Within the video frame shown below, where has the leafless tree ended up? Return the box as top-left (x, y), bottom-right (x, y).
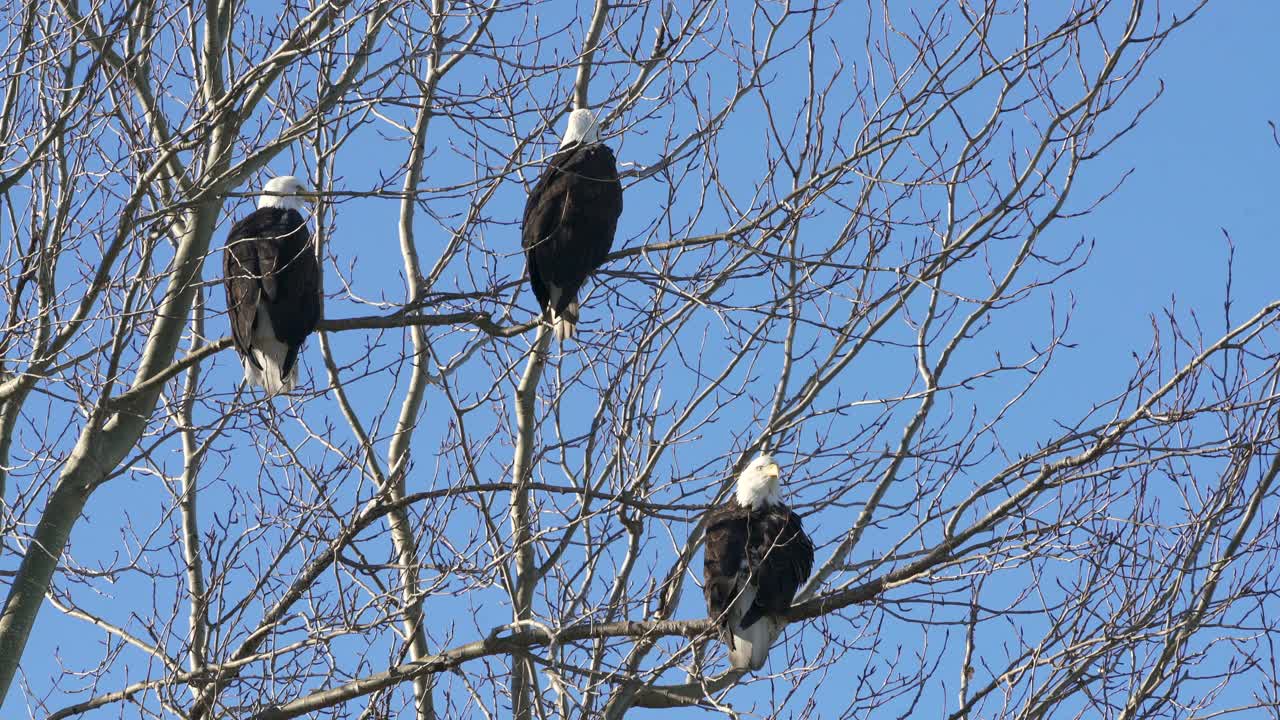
top-left (6, 1), bottom-right (1276, 719)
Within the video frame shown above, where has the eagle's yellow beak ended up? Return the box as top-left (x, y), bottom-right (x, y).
top-left (302, 189), bottom-right (320, 206)
top-left (763, 462), bottom-right (780, 479)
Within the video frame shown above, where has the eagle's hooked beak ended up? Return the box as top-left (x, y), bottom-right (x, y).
top-left (301, 189), bottom-right (320, 206)
top-left (763, 462), bottom-right (781, 479)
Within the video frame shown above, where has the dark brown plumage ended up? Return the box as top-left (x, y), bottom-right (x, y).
top-left (521, 140), bottom-right (622, 339)
top-left (223, 205), bottom-right (321, 392)
top-left (704, 496), bottom-right (814, 669)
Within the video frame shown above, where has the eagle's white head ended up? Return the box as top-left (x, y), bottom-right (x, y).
top-left (258, 175), bottom-right (315, 211)
top-left (736, 453), bottom-right (783, 509)
top-left (559, 108), bottom-right (601, 149)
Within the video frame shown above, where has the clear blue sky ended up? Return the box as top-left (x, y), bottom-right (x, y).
top-left (6, 1), bottom-right (1280, 717)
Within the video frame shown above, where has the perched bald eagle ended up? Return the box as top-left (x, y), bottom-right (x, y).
top-left (703, 454), bottom-right (815, 670)
top-left (522, 108), bottom-right (623, 340)
top-left (222, 175), bottom-right (322, 394)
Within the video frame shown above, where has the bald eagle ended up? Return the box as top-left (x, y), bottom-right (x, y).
top-left (703, 454), bottom-right (815, 670)
top-left (223, 175), bottom-right (322, 394)
top-left (522, 108), bottom-right (623, 340)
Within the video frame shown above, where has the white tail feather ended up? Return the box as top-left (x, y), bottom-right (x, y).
top-left (244, 302), bottom-right (297, 395)
top-left (550, 301), bottom-right (580, 341)
top-left (727, 585), bottom-right (781, 671)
